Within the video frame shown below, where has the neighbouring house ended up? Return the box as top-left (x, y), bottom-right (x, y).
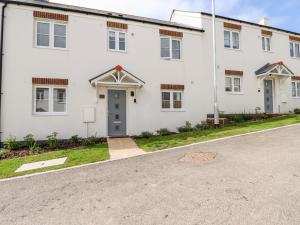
top-left (0, 0), bottom-right (300, 141)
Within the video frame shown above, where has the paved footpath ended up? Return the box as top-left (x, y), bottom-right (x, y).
top-left (1, 125), bottom-right (300, 225)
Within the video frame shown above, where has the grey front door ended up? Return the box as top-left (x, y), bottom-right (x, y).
top-left (108, 90), bottom-right (126, 136)
top-left (264, 80), bottom-right (273, 113)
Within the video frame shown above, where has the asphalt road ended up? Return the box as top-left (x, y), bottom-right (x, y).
top-left (1, 125), bottom-right (300, 225)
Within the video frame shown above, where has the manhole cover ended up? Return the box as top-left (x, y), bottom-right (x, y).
top-left (179, 152), bottom-right (217, 163)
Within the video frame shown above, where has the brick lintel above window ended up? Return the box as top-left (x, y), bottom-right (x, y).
top-left (33, 11), bottom-right (68, 21)
top-left (289, 35), bottom-right (300, 42)
top-left (161, 84), bottom-right (184, 90)
top-left (107, 21), bottom-right (128, 30)
top-left (261, 30), bottom-right (272, 36)
top-left (292, 76), bottom-right (300, 81)
top-left (32, 77), bottom-right (68, 85)
top-left (225, 70), bottom-right (243, 76)
top-left (223, 22), bottom-right (242, 31)
top-left (159, 29), bottom-right (183, 38)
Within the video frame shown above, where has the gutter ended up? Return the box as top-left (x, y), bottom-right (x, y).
top-left (0, 0), bottom-right (7, 143)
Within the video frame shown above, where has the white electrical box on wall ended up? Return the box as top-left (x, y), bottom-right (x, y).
top-left (83, 106), bottom-right (95, 123)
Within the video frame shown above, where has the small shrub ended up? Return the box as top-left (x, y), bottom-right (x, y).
top-left (140, 131), bottom-right (154, 138)
top-left (294, 108), bottom-right (300, 114)
top-left (81, 135), bottom-right (98, 146)
top-left (195, 121), bottom-right (210, 130)
top-left (46, 132), bottom-right (59, 149)
top-left (0, 149), bottom-right (10, 160)
top-left (30, 144), bottom-right (43, 154)
top-left (4, 135), bottom-right (19, 150)
top-left (177, 121), bottom-right (194, 133)
top-left (23, 134), bottom-right (36, 149)
top-left (156, 128), bottom-right (171, 136)
top-left (69, 135), bottom-right (81, 145)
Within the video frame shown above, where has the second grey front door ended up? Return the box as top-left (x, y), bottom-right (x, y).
top-left (108, 90), bottom-right (126, 136)
top-left (264, 80), bottom-right (273, 113)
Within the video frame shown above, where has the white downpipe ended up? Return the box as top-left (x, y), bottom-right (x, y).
top-left (212, 0), bottom-right (219, 125)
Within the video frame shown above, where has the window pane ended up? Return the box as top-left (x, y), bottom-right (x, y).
top-left (172, 39), bottom-right (181, 59)
top-left (224, 30), bottom-right (230, 48)
top-left (266, 38), bottom-right (271, 51)
top-left (161, 37), bottom-right (170, 58)
top-left (295, 44), bottom-right (300, 58)
top-left (232, 32), bottom-right (239, 49)
top-left (292, 82), bottom-right (296, 97)
top-left (225, 77), bottom-right (232, 92)
top-left (297, 82), bottom-right (300, 97)
top-left (262, 37), bottom-right (265, 50)
top-left (234, 78), bottom-right (241, 92)
top-left (54, 36), bottom-right (66, 48)
top-left (109, 31), bottom-right (116, 50)
top-left (37, 22), bottom-right (50, 47)
top-left (36, 88), bottom-right (49, 112)
top-left (162, 92), bottom-right (170, 108)
top-left (173, 92), bottom-right (182, 109)
top-left (53, 88), bottom-right (66, 112)
top-left (119, 32), bottom-right (126, 51)
top-left (290, 42), bottom-right (295, 57)
top-left (54, 24), bottom-right (66, 36)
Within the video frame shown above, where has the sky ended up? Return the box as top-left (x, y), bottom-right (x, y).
top-left (52, 0), bottom-right (300, 33)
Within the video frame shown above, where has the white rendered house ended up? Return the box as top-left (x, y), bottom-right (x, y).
top-left (0, 0), bottom-right (300, 141)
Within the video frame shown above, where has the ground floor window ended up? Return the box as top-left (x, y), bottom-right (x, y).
top-left (161, 91), bottom-right (183, 110)
top-left (34, 86), bottom-right (67, 114)
top-left (292, 81), bottom-right (300, 97)
top-left (225, 76), bottom-right (242, 93)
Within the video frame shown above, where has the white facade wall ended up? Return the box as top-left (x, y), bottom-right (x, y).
top-left (1, 5), bottom-right (213, 140)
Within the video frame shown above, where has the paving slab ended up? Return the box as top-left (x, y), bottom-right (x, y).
top-left (108, 137), bottom-right (145, 160)
top-left (15, 157), bottom-right (68, 173)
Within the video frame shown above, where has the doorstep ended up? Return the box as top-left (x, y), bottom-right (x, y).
top-left (107, 137), bottom-right (145, 160)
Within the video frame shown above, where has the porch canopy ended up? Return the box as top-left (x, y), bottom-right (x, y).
top-left (255, 61), bottom-right (294, 78)
top-left (89, 65), bottom-right (145, 88)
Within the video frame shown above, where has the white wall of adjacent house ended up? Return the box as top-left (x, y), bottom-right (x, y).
top-left (172, 10), bottom-right (300, 114)
top-left (1, 4), bottom-right (213, 141)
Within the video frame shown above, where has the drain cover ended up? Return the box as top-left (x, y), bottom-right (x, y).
top-left (179, 152), bottom-right (217, 163)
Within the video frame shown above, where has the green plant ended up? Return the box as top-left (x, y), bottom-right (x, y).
top-left (294, 108), bottom-right (300, 114)
top-left (0, 149), bottom-right (10, 160)
top-left (46, 132), bottom-right (59, 149)
top-left (156, 128), bottom-right (171, 136)
top-left (30, 144), bottom-right (43, 154)
top-left (195, 121), bottom-right (210, 130)
top-left (23, 134), bottom-right (36, 149)
top-left (177, 121), bottom-right (194, 133)
top-left (69, 135), bottom-right (81, 145)
top-left (140, 131), bottom-right (154, 138)
top-left (81, 135), bottom-right (98, 146)
top-left (4, 135), bottom-right (19, 150)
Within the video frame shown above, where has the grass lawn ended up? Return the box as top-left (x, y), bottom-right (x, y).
top-left (0, 144), bottom-right (109, 179)
top-left (136, 115), bottom-right (300, 151)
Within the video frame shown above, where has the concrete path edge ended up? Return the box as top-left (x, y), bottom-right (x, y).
top-left (1, 123), bottom-right (300, 182)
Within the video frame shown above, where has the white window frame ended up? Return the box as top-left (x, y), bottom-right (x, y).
top-left (292, 81), bottom-right (300, 98)
top-left (224, 29), bottom-right (240, 50)
top-left (161, 90), bottom-right (184, 111)
top-left (290, 41), bottom-right (300, 58)
top-left (225, 76), bottom-right (242, 94)
top-left (160, 36), bottom-right (182, 60)
top-left (33, 85), bottom-right (68, 115)
top-left (35, 20), bottom-right (67, 49)
top-left (262, 36), bottom-right (271, 52)
top-left (107, 29), bottom-right (127, 52)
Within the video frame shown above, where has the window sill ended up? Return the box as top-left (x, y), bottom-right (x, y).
top-left (224, 47), bottom-right (241, 52)
top-left (291, 97), bottom-right (300, 99)
top-left (34, 46), bottom-right (68, 51)
top-left (33, 113), bottom-right (68, 117)
top-left (262, 50), bottom-right (273, 53)
top-left (290, 56), bottom-right (300, 60)
top-left (225, 92), bottom-right (244, 95)
top-left (161, 58), bottom-right (184, 62)
top-left (108, 49), bottom-right (127, 53)
top-left (161, 109), bottom-right (185, 112)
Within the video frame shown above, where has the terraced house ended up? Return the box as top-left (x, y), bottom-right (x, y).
top-left (0, 0), bottom-right (300, 141)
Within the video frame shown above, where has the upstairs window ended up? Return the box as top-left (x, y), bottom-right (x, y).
top-left (160, 37), bottom-right (182, 60)
top-left (224, 30), bottom-right (240, 49)
top-left (108, 30), bottom-right (126, 52)
top-left (262, 36), bottom-right (271, 51)
top-left (225, 76), bottom-right (242, 93)
top-left (290, 42), bottom-right (300, 58)
top-left (36, 21), bottom-right (67, 49)
top-left (292, 81), bottom-right (300, 97)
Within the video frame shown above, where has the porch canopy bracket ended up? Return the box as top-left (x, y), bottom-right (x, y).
top-left (89, 65), bottom-right (145, 88)
top-left (255, 61), bottom-right (294, 79)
